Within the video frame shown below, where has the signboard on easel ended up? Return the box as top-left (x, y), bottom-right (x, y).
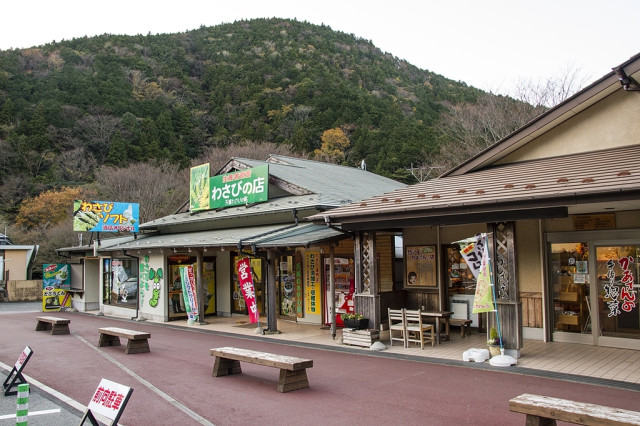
top-left (80, 378), bottom-right (133, 426)
top-left (3, 346), bottom-right (33, 396)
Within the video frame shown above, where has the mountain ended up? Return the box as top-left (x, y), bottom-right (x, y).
top-left (0, 17), bottom-right (489, 216)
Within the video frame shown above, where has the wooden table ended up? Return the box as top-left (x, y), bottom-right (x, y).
top-left (421, 311), bottom-right (452, 344)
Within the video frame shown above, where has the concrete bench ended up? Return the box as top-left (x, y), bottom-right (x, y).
top-left (509, 393), bottom-right (640, 425)
top-left (448, 318), bottom-right (472, 337)
top-left (35, 316), bottom-right (70, 335)
top-left (98, 327), bottom-right (150, 354)
top-left (210, 347), bottom-right (313, 393)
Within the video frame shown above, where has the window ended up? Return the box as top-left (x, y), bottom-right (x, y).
top-left (103, 258), bottom-right (138, 307)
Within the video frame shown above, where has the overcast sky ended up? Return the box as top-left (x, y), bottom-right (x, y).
top-left (2, 0), bottom-right (638, 95)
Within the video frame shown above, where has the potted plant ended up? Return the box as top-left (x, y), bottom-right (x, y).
top-left (341, 313), bottom-right (369, 330)
top-left (487, 326), bottom-right (502, 357)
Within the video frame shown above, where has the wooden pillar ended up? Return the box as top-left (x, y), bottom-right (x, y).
top-left (487, 222), bottom-right (522, 353)
top-left (354, 231), bottom-right (379, 330)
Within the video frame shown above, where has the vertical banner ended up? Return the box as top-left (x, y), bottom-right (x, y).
top-left (179, 265), bottom-right (199, 323)
top-left (305, 252), bottom-right (321, 315)
top-left (466, 234), bottom-right (495, 313)
top-left (237, 258), bottom-right (259, 323)
top-left (295, 253), bottom-right (304, 318)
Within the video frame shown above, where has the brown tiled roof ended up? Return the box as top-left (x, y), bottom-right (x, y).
top-left (310, 144), bottom-right (640, 226)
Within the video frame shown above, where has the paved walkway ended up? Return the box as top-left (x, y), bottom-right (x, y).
top-left (162, 313), bottom-right (640, 389)
top-left (1, 304), bottom-right (639, 425)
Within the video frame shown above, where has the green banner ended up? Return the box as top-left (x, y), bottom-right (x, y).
top-left (210, 165), bottom-right (268, 209)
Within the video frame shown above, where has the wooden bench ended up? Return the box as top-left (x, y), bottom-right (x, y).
top-left (98, 327), bottom-right (151, 354)
top-left (210, 347), bottom-right (313, 393)
top-left (509, 393), bottom-right (640, 425)
top-left (449, 318), bottom-right (472, 337)
top-left (35, 316), bottom-right (70, 335)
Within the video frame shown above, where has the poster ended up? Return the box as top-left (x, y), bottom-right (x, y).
top-left (42, 264), bottom-right (71, 311)
top-left (405, 246), bottom-right (437, 287)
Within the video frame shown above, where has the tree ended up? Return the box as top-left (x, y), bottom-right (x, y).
top-left (14, 186), bottom-right (89, 230)
top-left (93, 161), bottom-right (188, 223)
top-left (313, 127), bottom-right (350, 164)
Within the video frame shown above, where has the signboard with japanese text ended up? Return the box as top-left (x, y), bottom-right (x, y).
top-left (73, 200), bottom-right (139, 233)
top-left (43, 264), bottom-right (70, 290)
top-left (87, 378), bottom-right (133, 423)
top-left (237, 257), bottom-right (259, 323)
top-left (210, 165), bottom-right (268, 209)
top-left (295, 253), bottom-right (304, 317)
top-left (42, 264), bottom-right (72, 311)
top-left (14, 346), bottom-right (32, 371)
top-left (405, 246), bottom-right (437, 287)
top-left (190, 163), bottom-right (211, 212)
top-left (305, 252), bottom-right (321, 315)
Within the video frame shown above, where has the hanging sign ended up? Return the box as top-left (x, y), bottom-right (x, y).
top-left (84, 378), bottom-right (133, 425)
top-left (237, 258), bottom-right (259, 323)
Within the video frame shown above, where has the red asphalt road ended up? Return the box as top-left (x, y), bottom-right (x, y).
top-left (1, 311), bottom-right (638, 425)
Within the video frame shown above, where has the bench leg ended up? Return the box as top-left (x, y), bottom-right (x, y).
top-left (35, 321), bottom-right (50, 332)
top-left (525, 414), bottom-right (556, 426)
top-left (277, 369), bottom-right (309, 393)
top-left (212, 357), bottom-right (242, 377)
top-left (51, 324), bottom-right (70, 335)
top-left (98, 334), bottom-right (121, 347)
top-left (125, 339), bottom-right (150, 354)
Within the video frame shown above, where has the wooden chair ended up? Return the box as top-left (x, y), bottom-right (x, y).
top-left (388, 308), bottom-right (406, 347)
top-left (405, 309), bottom-right (434, 349)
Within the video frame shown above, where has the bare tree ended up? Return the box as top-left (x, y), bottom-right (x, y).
top-left (74, 109), bottom-right (121, 162)
top-left (93, 161), bottom-right (188, 223)
top-left (428, 68), bottom-right (587, 173)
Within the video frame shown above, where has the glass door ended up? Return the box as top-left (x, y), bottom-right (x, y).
top-left (595, 245), bottom-right (640, 340)
top-left (550, 242), bottom-right (590, 335)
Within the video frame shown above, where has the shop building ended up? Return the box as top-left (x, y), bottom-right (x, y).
top-left (310, 53), bottom-right (640, 353)
top-left (57, 156), bottom-right (405, 330)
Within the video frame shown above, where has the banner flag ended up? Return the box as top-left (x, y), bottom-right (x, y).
top-left (237, 258), bottom-right (259, 323)
top-left (180, 265), bottom-right (199, 323)
top-left (459, 234), bottom-right (485, 280)
top-left (469, 234), bottom-right (495, 314)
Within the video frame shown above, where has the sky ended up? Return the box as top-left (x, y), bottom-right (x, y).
top-left (2, 0), bottom-right (639, 96)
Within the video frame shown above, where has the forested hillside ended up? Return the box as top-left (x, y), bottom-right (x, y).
top-left (0, 18), bottom-right (494, 206)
